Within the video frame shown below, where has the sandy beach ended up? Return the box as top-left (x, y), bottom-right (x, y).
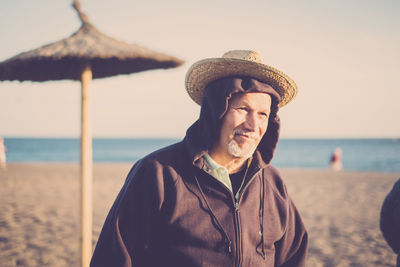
top-left (0, 163), bottom-right (399, 267)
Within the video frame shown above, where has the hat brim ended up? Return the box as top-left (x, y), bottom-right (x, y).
top-left (185, 57), bottom-right (297, 107)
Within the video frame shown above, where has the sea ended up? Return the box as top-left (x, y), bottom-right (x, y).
top-left (2, 138), bottom-right (400, 173)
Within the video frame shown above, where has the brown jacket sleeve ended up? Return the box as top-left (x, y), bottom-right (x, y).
top-left (265, 168), bottom-right (308, 266)
top-left (90, 159), bottom-right (168, 267)
top-left (274, 196), bottom-right (308, 266)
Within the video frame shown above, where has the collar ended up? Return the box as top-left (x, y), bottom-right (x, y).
top-left (203, 153), bottom-right (232, 192)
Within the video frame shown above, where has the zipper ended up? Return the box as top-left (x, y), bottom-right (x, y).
top-left (199, 172), bottom-right (244, 266)
top-left (233, 167), bottom-right (262, 267)
top-left (233, 199), bottom-right (241, 267)
top-left (232, 168), bottom-right (262, 267)
top-left (201, 164), bottom-right (263, 266)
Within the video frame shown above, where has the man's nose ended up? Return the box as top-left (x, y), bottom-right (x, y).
top-left (244, 113), bottom-right (258, 131)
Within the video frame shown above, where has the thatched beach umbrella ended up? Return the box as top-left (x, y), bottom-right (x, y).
top-left (0, 1), bottom-right (183, 266)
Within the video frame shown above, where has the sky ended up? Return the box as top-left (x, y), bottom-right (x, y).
top-left (0, 0), bottom-right (399, 138)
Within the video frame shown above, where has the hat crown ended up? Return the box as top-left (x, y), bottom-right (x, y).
top-left (222, 50), bottom-right (262, 63)
top-left (185, 49), bottom-right (297, 107)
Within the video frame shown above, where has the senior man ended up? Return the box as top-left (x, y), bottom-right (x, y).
top-left (91, 50), bottom-right (308, 267)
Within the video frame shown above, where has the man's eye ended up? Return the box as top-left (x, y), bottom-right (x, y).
top-left (259, 112), bottom-right (269, 118)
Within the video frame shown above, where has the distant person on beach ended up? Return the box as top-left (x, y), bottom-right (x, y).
top-left (380, 178), bottom-right (400, 266)
top-left (91, 50), bottom-right (308, 267)
top-left (0, 137), bottom-right (6, 170)
top-left (329, 147), bottom-right (342, 171)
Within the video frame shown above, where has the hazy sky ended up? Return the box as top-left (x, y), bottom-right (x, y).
top-left (0, 0), bottom-right (399, 138)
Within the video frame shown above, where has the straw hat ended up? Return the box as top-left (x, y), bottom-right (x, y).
top-left (185, 50), bottom-right (297, 107)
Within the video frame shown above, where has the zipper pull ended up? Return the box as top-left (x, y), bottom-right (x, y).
top-left (228, 241), bottom-right (232, 254)
top-left (235, 202), bottom-right (239, 212)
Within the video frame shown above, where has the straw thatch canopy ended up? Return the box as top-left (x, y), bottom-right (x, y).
top-left (0, 3), bottom-right (183, 82)
top-left (0, 2), bottom-right (184, 266)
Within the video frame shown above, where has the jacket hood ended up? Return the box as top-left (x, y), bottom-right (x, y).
top-left (184, 76), bottom-right (281, 168)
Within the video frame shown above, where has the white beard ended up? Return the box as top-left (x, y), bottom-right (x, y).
top-left (227, 139), bottom-right (256, 159)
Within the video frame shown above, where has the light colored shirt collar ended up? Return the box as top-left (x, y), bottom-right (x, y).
top-left (203, 153), bottom-right (232, 193)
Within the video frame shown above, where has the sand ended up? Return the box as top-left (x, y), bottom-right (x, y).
top-left (0, 163), bottom-right (399, 267)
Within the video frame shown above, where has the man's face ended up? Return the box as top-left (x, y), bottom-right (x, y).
top-left (214, 92), bottom-right (271, 160)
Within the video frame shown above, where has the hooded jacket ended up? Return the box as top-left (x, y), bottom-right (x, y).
top-left (90, 77), bottom-right (308, 267)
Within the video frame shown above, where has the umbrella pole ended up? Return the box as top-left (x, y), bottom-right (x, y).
top-left (80, 65), bottom-right (93, 267)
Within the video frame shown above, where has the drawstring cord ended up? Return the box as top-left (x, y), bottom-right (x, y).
top-left (195, 158), bottom-right (265, 258)
top-left (235, 158), bottom-right (252, 200)
top-left (256, 174), bottom-right (266, 259)
top-left (194, 175), bottom-right (233, 254)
